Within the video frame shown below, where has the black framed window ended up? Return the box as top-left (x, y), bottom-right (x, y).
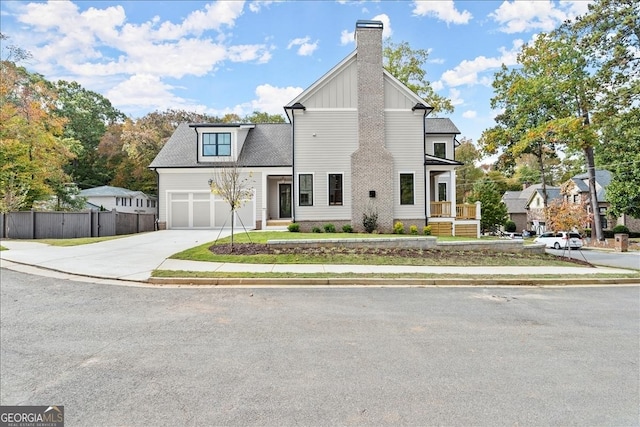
top-left (434, 142), bottom-right (446, 158)
top-left (299, 174), bottom-right (313, 206)
top-left (329, 174), bottom-right (343, 206)
top-left (202, 133), bottom-right (231, 156)
top-left (400, 173), bottom-right (414, 205)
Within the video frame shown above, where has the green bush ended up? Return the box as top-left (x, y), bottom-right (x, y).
top-left (393, 221), bottom-right (405, 234)
top-left (423, 225), bottom-right (432, 236)
top-left (287, 223), bottom-right (300, 232)
top-left (612, 225), bottom-right (630, 234)
top-left (362, 209), bottom-right (378, 233)
top-left (409, 225), bottom-right (418, 235)
top-left (312, 226), bottom-right (323, 233)
top-left (505, 220), bottom-right (516, 232)
top-left (342, 224), bottom-right (353, 233)
top-left (323, 223), bottom-right (336, 233)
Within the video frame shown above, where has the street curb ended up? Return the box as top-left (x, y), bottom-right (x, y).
top-left (147, 276), bottom-right (640, 287)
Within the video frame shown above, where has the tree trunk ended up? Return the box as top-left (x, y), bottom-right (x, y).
top-left (230, 208), bottom-right (235, 251)
top-left (584, 146), bottom-right (603, 240)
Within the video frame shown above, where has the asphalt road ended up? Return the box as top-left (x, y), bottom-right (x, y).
top-left (1, 269), bottom-right (639, 427)
top-left (547, 247), bottom-right (640, 270)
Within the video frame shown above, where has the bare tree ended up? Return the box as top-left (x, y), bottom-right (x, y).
top-left (208, 163), bottom-right (254, 251)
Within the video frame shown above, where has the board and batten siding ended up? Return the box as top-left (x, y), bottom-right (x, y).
top-left (294, 110), bottom-right (358, 221)
top-left (298, 59), bottom-right (357, 109)
top-left (385, 110), bottom-right (427, 219)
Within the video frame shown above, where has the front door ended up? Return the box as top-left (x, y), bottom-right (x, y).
top-left (279, 183), bottom-right (292, 218)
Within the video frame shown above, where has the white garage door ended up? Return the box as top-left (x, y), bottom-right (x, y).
top-left (169, 191), bottom-right (255, 229)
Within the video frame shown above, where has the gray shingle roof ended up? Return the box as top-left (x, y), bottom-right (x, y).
top-left (80, 185), bottom-right (145, 197)
top-left (572, 169), bottom-right (611, 201)
top-left (502, 184), bottom-right (560, 214)
top-left (149, 123), bottom-right (292, 168)
top-left (425, 118), bottom-right (460, 134)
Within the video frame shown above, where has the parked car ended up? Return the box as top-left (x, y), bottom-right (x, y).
top-left (534, 232), bottom-right (583, 249)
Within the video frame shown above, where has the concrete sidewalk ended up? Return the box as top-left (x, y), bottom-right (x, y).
top-left (1, 230), bottom-right (637, 286)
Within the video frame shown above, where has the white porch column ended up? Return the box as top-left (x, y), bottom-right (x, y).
top-left (449, 170), bottom-right (457, 218)
top-left (261, 173), bottom-right (268, 227)
top-left (425, 170), bottom-right (431, 218)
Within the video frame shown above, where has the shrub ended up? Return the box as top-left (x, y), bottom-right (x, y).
top-left (612, 225), bottom-right (630, 234)
top-left (287, 223), bottom-right (300, 232)
top-left (423, 225), bottom-right (432, 236)
top-left (312, 226), bottom-right (323, 233)
top-left (362, 208), bottom-right (378, 233)
top-left (323, 223), bottom-right (336, 233)
top-left (409, 225), bottom-right (419, 235)
top-left (342, 224), bottom-right (353, 233)
top-left (505, 220), bottom-right (516, 232)
top-left (393, 221), bottom-right (405, 234)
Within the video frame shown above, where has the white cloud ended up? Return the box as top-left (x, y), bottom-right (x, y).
top-left (449, 88), bottom-right (464, 106)
top-left (14, 0), bottom-right (267, 81)
top-left (438, 39), bottom-right (524, 87)
top-left (340, 30), bottom-right (354, 46)
top-left (105, 74), bottom-right (187, 110)
top-left (412, 1), bottom-right (472, 24)
top-left (248, 1), bottom-right (276, 13)
top-left (287, 37), bottom-right (319, 56)
top-left (489, 0), bottom-right (591, 34)
top-left (340, 13), bottom-right (393, 45)
top-left (249, 84), bottom-right (304, 115)
top-left (462, 110), bottom-right (477, 119)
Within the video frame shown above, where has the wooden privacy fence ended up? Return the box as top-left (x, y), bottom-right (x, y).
top-left (0, 210), bottom-right (156, 239)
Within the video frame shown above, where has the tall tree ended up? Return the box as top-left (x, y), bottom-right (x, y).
top-left (0, 60), bottom-right (75, 210)
top-left (54, 80), bottom-right (125, 188)
top-left (564, 0), bottom-right (640, 219)
top-left (383, 41), bottom-right (453, 114)
top-left (244, 111), bottom-right (285, 123)
top-left (454, 138), bottom-right (483, 204)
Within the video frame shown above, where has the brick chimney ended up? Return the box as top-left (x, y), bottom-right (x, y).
top-left (351, 20), bottom-right (394, 232)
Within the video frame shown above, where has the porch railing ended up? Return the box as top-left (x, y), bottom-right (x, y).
top-left (430, 201), bottom-right (452, 217)
top-left (430, 202), bottom-right (478, 219)
top-left (456, 203), bottom-right (478, 219)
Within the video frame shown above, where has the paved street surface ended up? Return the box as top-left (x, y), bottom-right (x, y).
top-left (547, 247), bottom-right (640, 270)
top-left (1, 269), bottom-right (638, 426)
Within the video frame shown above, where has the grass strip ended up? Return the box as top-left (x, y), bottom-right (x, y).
top-left (152, 270), bottom-right (640, 280)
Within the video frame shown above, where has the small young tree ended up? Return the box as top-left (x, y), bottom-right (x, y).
top-left (545, 198), bottom-right (592, 233)
top-left (468, 178), bottom-right (507, 234)
top-left (208, 164), bottom-right (254, 252)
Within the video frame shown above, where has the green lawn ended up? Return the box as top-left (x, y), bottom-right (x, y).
top-left (33, 235), bottom-right (129, 246)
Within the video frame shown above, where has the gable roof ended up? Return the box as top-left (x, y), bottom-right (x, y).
top-left (284, 50), bottom-right (429, 118)
top-left (502, 184), bottom-right (560, 214)
top-left (426, 118), bottom-right (460, 134)
top-left (570, 169), bottom-right (611, 201)
top-left (149, 123), bottom-right (292, 169)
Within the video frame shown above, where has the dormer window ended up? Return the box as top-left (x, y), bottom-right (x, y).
top-left (203, 132), bottom-right (231, 157)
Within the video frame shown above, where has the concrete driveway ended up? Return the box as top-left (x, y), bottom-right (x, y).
top-left (0, 230), bottom-right (231, 281)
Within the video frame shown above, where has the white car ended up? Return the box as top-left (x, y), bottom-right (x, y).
top-left (534, 232), bottom-right (584, 249)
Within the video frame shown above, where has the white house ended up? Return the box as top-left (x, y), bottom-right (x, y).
top-left (79, 186), bottom-right (157, 215)
top-left (149, 20), bottom-right (479, 236)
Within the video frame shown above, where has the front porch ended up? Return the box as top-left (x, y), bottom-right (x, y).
top-left (428, 201), bottom-right (481, 237)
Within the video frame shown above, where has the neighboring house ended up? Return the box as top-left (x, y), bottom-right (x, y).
top-left (561, 170), bottom-right (640, 232)
top-left (79, 186), bottom-right (157, 215)
top-left (502, 184), bottom-right (560, 233)
top-left (149, 20), bottom-right (480, 236)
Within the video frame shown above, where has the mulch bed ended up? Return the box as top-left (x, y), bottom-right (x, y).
top-left (209, 243), bottom-right (593, 266)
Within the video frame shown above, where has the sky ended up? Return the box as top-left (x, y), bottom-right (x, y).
top-left (0, 0), bottom-right (593, 146)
